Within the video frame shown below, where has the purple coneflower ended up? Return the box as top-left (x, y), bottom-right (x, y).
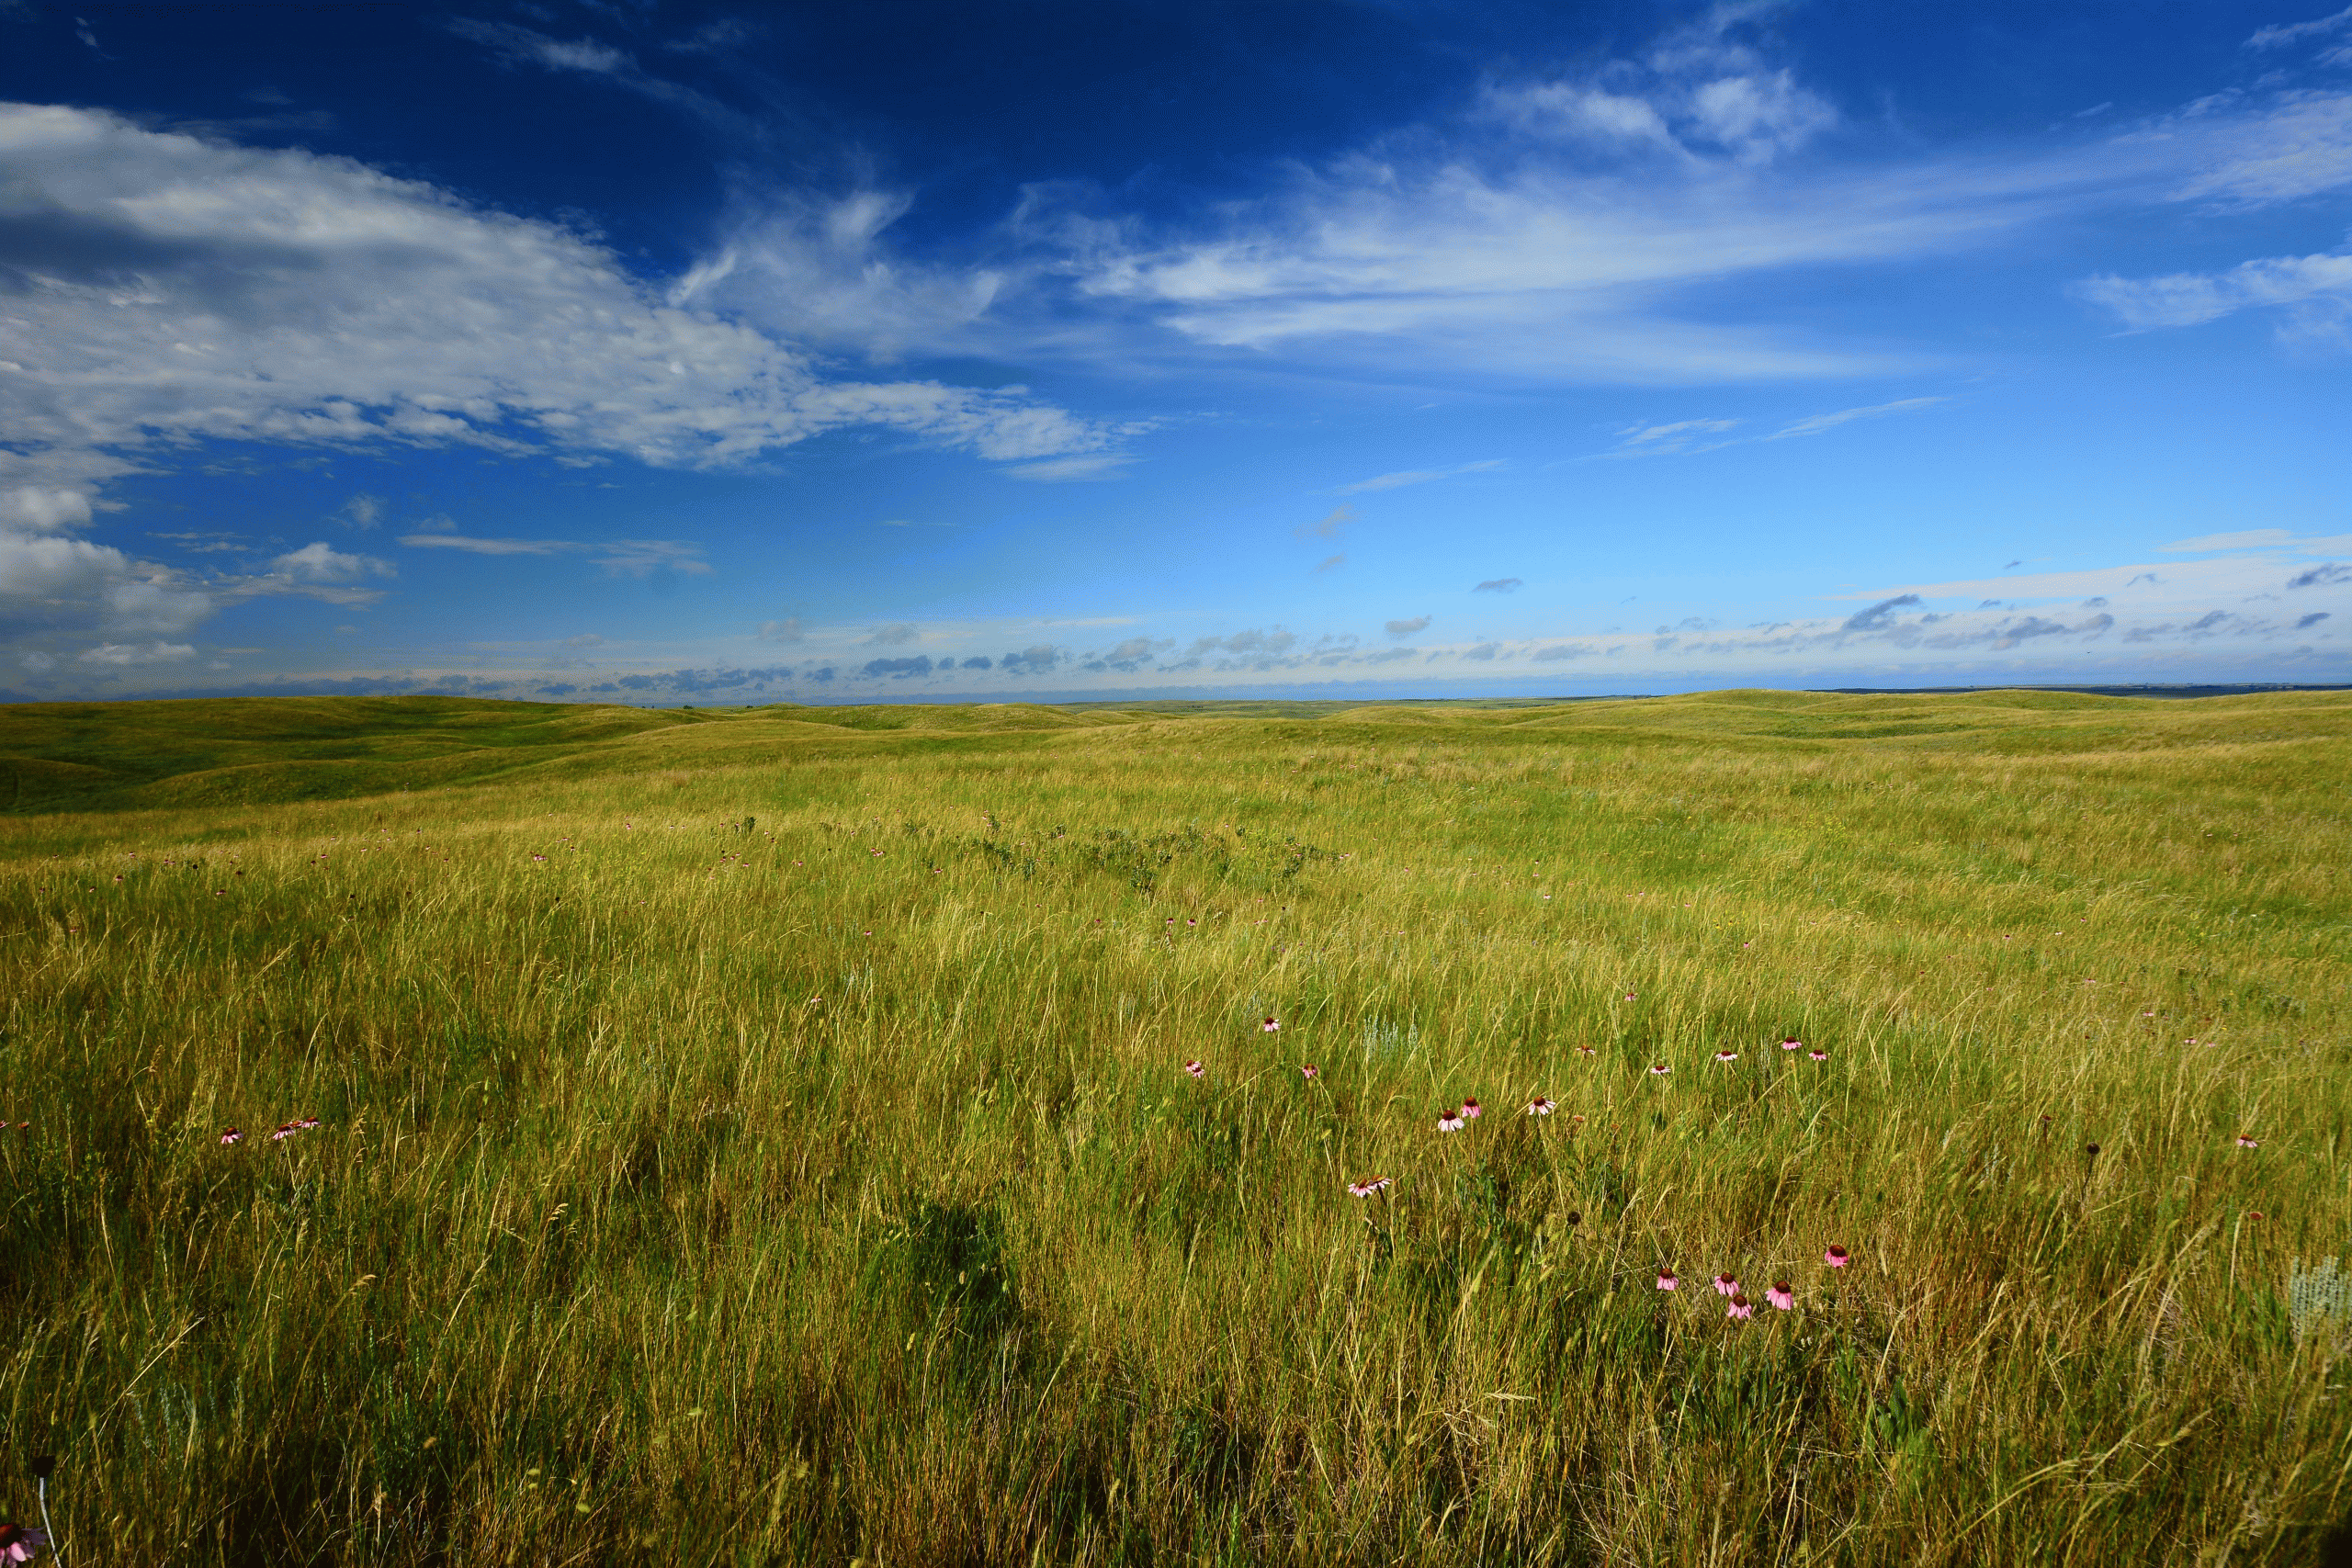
top-left (1623, 991), bottom-right (1637, 1001)
top-left (0, 1524), bottom-right (50, 1562)
top-left (1182, 1060), bottom-right (1205, 1079)
top-left (2235, 1133), bottom-right (2259, 1148)
top-left (1300, 1064), bottom-right (1319, 1081)
top-left (1780, 1036), bottom-right (1803, 1052)
top-left (1726, 1293), bottom-right (1754, 1321)
top-left (1807, 1048), bottom-right (1828, 1061)
top-left (1347, 1175), bottom-right (1393, 1199)
top-left (1261, 1015), bottom-right (1281, 1032)
top-left (1713, 1272), bottom-right (1738, 1296)
top-left (220, 1127), bottom-right (243, 1145)
top-left (1824, 1245), bottom-right (1849, 1268)
top-left (1656, 1268), bottom-right (1678, 1292)
top-left (1437, 1109), bottom-right (1466, 1134)
top-left (1713, 1049), bottom-right (1737, 1063)
top-left (271, 1122), bottom-right (298, 1141)
top-left (1648, 1063), bottom-right (1669, 1076)
top-left (1461, 1098), bottom-right (1483, 1120)
top-left (1526, 1097), bottom-right (1555, 1116)
top-left (1575, 1045), bottom-right (1596, 1057)
top-left (1766, 1282), bottom-right (1794, 1311)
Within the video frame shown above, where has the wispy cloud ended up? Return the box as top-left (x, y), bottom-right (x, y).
top-left (1295, 505), bottom-right (1357, 540)
top-left (0, 103), bottom-right (1121, 508)
top-left (2247, 5), bottom-right (2352, 50)
top-left (1473, 578), bottom-right (1523, 592)
top-left (398, 533), bottom-right (709, 576)
top-left (2075, 249), bottom-right (2352, 333)
top-left (2162, 528), bottom-right (2352, 552)
top-left (1335, 458), bottom-right (1503, 494)
top-left (1764, 396), bottom-right (1944, 439)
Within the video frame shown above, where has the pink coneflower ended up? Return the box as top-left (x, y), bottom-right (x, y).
top-left (1623, 991), bottom-right (1637, 1001)
top-left (1807, 1048), bottom-right (1828, 1061)
top-left (1780, 1036), bottom-right (1803, 1052)
top-left (1766, 1282), bottom-right (1794, 1311)
top-left (1345, 1175), bottom-right (1392, 1198)
top-left (1437, 1109), bottom-right (1466, 1133)
top-left (1182, 1060), bottom-right (1205, 1079)
top-left (1575, 1045), bottom-right (1596, 1057)
top-left (1713, 1049), bottom-right (1737, 1063)
top-left (296, 1116), bottom-right (321, 1130)
top-left (220, 1127), bottom-right (243, 1145)
top-left (1261, 1016), bottom-right (1281, 1032)
top-left (0, 1524), bottom-right (51, 1562)
top-left (1526, 1097), bottom-right (1555, 1116)
top-left (271, 1122), bottom-right (298, 1141)
top-left (1300, 1064), bottom-right (1319, 1081)
top-left (1726, 1293), bottom-right (1754, 1321)
top-left (1461, 1099), bottom-right (1483, 1120)
top-left (1713, 1272), bottom-right (1739, 1296)
top-left (1656, 1268), bottom-right (1679, 1292)
top-left (1649, 1063), bottom-right (1670, 1076)
top-left (1187, 919), bottom-right (1197, 927)
top-left (1824, 1245), bottom-right (1849, 1268)
top-left (2235, 1133), bottom-right (2259, 1148)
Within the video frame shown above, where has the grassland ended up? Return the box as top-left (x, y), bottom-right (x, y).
top-left (1, 687), bottom-right (2348, 1565)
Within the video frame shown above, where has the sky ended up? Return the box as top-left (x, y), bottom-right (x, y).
top-left (1, 0), bottom-right (2346, 705)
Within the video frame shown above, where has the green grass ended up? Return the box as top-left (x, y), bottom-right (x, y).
top-left (2, 688), bottom-right (2347, 1564)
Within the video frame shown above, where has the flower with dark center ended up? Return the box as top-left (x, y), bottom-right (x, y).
top-left (220, 1128), bottom-right (243, 1145)
top-left (1261, 1016), bottom-right (1281, 1032)
top-left (2235, 1133), bottom-right (2259, 1149)
top-left (1182, 1060), bottom-right (1205, 1080)
top-left (1767, 1282), bottom-right (1795, 1311)
top-left (1437, 1110), bottom-right (1466, 1134)
top-left (1713, 1272), bottom-right (1739, 1297)
top-left (1300, 1064), bottom-right (1319, 1081)
top-left (1526, 1097), bottom-right (1555, 1116)
top-left (0, 1524), bottom-right (50, 1562)
top-left (1656, 1268), bottom-right (1679, 1292)
top-left (1726, 1293), bottom-right (1754, 1321)
top-left (1461, 1099), bottom-right (1482, 1120)
top-left (1824, 1246), bottom-right (1849, 1268)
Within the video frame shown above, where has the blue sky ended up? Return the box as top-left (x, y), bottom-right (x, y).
top-left (1, 0), bottom-right (2346, 704)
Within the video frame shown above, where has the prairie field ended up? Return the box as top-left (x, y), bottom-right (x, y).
top-left (2, 687), bottom-right (2349, 1567)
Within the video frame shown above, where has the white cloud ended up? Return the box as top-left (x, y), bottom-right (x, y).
top-left (395, 533), bottom-right (707, 575)
top-left (3, 487), bottom-right (95, 532)
top-left (77, 640), bottom-right (195, 666)
top-left (1764, 396), bottom-right (1945, 439)
top-left (0, 103), bottom-right (1118, 501)
top-left (669, 189), bottom-right (1012, 360)
top-left (266, 541), bottom-right (393, 586)
top-left (1335, 458), bottom-right (1503, 493)
top-left (399, 534), bottom-right (567, 557)
top-left (2162, 528), bottom-right (2352, 552)
top-left (2247, 6), bottom-right (2352, 51)
top-left (1001, 453), bottom-right (1134, 481)
top-left (1036, 33), bottom-right (2352, 385)
top-left (2074, 248), bottom-right (2352, 332)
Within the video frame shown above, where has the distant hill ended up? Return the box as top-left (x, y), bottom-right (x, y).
top-left (4, 686), bottom-right (2347, 815)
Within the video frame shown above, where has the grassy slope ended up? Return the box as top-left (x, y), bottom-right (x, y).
top-left (0, 689), bottom-right (2346, 1565)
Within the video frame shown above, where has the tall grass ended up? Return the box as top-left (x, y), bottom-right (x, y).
top-left (1, 689), bottom-right (2346, 1564)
